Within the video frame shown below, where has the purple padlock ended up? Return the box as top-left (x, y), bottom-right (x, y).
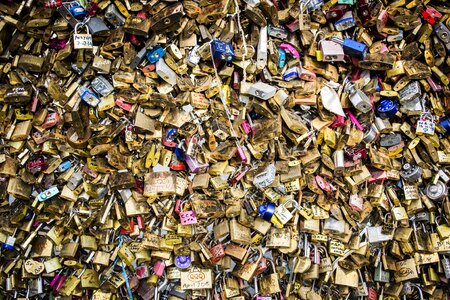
top-left (49, 39), bottom-right (68, 50)
top-left (185, 155), bottom-right (209, 173)
top-left (175, 255), bottom-right (191, 269)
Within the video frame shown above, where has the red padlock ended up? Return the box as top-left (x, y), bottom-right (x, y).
top-left (134, 179), bottom-right (144, 194)
top-left (120, 221), bottom-right (135, 235)
top-left (115, 97), bottom-right (133, 112)
top-left (421, 9), bottom-right (436, 25)
top-left (42, 112), bottom-right (61, 129)
top-left (367, 287), bottom-right (377, 300)
top-left (136, 265), bottom-right (149, 279)
top-left (210, 243), bottom-right (226, 264)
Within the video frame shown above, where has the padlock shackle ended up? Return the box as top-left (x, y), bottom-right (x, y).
top-left (280, 199), bottom-right (300, 210)
top-left (74, 22), bottom-right (90, 34)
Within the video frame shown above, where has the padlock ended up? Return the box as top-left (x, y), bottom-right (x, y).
top-left (335, 11), bottom-right (356, 31)
top-left (78, 83), bottom-right (100, 107)
top-left (178, 200), bottom-right (197, 225)
top-left (258, 202), bottom-right (277, 221)
top-left (272, 199), bottom-right (299, 225)
top-left (400, 163), bottom-right (423, 183)
top-left (416, 112), bottom-right (435, 136)
top-left (377, 99), bottom-right (398, 119)
top-left (211, 40), bottom-right (235, 62)
top-left (73, 24), bottom-right (93, 50)
top-left (320, 40), bottom-right (344, 62)
top-left (153, 260), bottom-right (166, 277)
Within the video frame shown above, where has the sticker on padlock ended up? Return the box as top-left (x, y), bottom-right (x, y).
top-left (73, 23), bottom-right (93, 50)
top-left (416, 112), bottom-right (435, 136)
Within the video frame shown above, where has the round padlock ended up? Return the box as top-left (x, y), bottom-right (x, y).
top-left (362, 124), bottom-right (378, 144)
top-left (400, 163), bottom-right (423, 182)
top-left (377, 99), bottom-right (398, 119)
top-left (426, 180), bottom-right (447, 201)
top-left (175, 255), bottom-right (191, 269)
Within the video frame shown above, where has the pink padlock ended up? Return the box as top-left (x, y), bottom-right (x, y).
top-left (315, 175), bottom-right (331, 193)
top-left (115, 97), bottom-right (133, 112)
top-left (31, 96), bottom-right (39, 112)
top-left (330, 115), bottom-right (346, 128)
top-left (179, 201), bottom-right (197, 225)
top-left (230, 168), bottom-right (248, 185)
top-left (280, 43), bottom-right (300, 58)
top-left (241, 120), bottom-right (252, 134)
top-left (236, 146), bottom-right (247, 163)
top-left (153, 260), bottom-right (166, 277)
top-left (175, 199), bottom-right (182, 215)
top-left (298, 67), bottom-right (316, 82)
top-left (185, 155), bottom-right (209, 173)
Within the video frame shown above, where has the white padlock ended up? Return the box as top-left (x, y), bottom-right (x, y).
top-left (416, 112), bottom-right (435, 136)
top-left (73, 23), bottom-right (93, 50)
top-left (248, 82), bottom-right (276, 100)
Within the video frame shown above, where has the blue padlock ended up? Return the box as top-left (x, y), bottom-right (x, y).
top-left (57, 160), bottom-right (73, 173)
top-left (258, 202), bottom-right (277, 221)
top-left (283, 66), bottom-right (299, 81)
top-left (278, 48), bottom-right (286, 68)
top-left (342, 38), bottom-right (367, 60)
top-left (377, 99), bottom-right (398, 119)
top-left (23, 208), bottom-right (34, 221)
top-left (146, 46), bottom-right (165, 63)
top-left (37, 186), bottom-right (60, 202)
top-left (211, 40), bottom-right (235, 62)
top-left (70, 5), bottom-right (87, 19)
top-left (440, 116), bottom-right (450, 135)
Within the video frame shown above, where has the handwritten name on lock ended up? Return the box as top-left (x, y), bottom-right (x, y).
top-left (180, 268), bottom-right (212, 290)
top-left (73, 24), bottom-right (93, 50)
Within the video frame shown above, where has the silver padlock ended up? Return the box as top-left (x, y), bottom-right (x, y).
top-left (362, 124), bottom-right (378, 144)
top-left (346, 84), bottom-right (372, 113)
top-left (105, 4), bottom-right (125, 28)
top-left (373, 263), bottom-right (390, 283)
top-left (400, 163), bottom-right (423, 183)
top-left (398, 81), bottom-right (421, 104)
top-left (367, 226), bottom-right (392, 243)
top-left (320, 40), bottom-right (345, 62)
top-left (323, 217), bottom-right (345, 234)
top-left (91, 76), bottom-right (114, 97)
top-left (333, 149), bottom-right (344, 173)
top-left (442, 256), bottom-right (450, 279)
top-left (86, 17), bottom-right (110, 35)
top-left (425, 180), bottom-right (447, 201)
top-left (375, 117), bottom-right (391, 133)
top-left (414, 211), bottom-right (430, 223)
